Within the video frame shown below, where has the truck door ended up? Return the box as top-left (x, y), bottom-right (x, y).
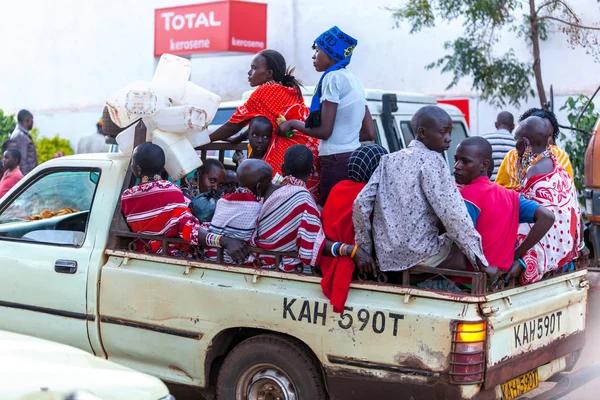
top-left (0, 167), bottom-right (103, 352)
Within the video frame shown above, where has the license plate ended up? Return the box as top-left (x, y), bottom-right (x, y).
top-left (501, 369), bottom-right (539, 400)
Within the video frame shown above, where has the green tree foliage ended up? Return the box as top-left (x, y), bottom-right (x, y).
top-left (29, 128), bottom-right (74, 164)
top-left (389, 0), bottom-right (600, 108)
top-left (0, 110), bottom-right (16, 144)
top-left (560, 95), bottom-right (599, 209)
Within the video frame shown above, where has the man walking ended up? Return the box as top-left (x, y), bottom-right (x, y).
top-left (10, 109), bottom-right (38, 175)
top-left (483, 111), bottom-right (515, 181)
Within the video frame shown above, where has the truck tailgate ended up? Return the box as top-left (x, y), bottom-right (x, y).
top-left (482, 270), bottom-right (588, 389)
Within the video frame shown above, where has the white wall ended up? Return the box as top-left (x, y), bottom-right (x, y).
top-left (1, 0), bottom-right (600, 147)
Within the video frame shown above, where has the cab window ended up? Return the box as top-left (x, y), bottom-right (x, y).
top-left (0, 170), bottom-right (100, 246)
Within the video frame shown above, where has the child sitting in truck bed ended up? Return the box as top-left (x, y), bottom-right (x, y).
top-left (121, 143), bottom-right (200, 255)
top-left (203, 162), bottom-right (263, 263)
top-left (229, 116), bottom-right (273, 163)
top-left (187, 159), bottom-right (226, 223)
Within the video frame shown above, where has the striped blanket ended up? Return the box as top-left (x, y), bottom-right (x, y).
top-left (204, 190), bottom-right (262, 263)
top-left (253, 183), bottom-right (326, 272)
top-left (121, 180), bottom-right (200, 255)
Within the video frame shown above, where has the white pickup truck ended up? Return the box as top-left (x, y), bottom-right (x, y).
top-left (0, 139), bottom-right (589, 400)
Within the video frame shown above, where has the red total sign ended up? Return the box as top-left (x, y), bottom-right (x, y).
top-left (154, 0), bottom-right (267, 57)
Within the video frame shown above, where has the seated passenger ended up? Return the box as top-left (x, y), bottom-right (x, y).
top-left (203, 163), bottom-right (263, 263)
top-left (0, 149), bottom-right (24, 198)
top-left (509, 117), bottom-right (582, 284)
top-left (495, 108), bottom-right (573, 190)
top-left (253, 146), bottom-right (369, 273)
top-left (454, 137), bottom-right (555, 277)
top-left (229, 116), bottom-right (273, 162)
top-left (223, 169), bottom-right (239, 195)
top-left (353, 106), bottom-right (497, 278)
top-left (121, 143), bottom-right (200, 255)
top-left (321, 144), bottom-right (387, 312)
top-left (188, 159), bottom-right (226, 223)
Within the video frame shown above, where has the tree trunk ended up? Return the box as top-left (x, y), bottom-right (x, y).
top-left (529, 0), bottom-right (547, 107)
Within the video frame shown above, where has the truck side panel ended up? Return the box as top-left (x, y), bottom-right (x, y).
top-left (98, 255), bottom-right (481, 387)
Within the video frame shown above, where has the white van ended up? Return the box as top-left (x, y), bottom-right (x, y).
top-left (207, 87), bottom-right (470, 170)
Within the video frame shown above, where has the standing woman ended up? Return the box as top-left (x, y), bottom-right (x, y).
top-left (279, 26), bottom-right (375, 206)
top-left (209, 50), bottom-right (321, 201)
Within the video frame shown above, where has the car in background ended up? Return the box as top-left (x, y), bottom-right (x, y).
top-left (0, 330), bottom-right (173, 400)
top-left (208, 87), bottom-right (470, 172)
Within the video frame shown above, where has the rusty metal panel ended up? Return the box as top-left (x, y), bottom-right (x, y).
top-left (98, 255), bottom-right (483, 388)
top-left (481, 272), bottom-right (588, 388)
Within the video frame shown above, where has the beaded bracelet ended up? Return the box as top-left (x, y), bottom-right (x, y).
top-left (350, 245), bottom-right (359, 258)
top-left (580, 241), bottom-right (586, 251)
top-left (331, 242), bottom-right (341, 257)
top-left (205, 233), bottom-right (222, 248)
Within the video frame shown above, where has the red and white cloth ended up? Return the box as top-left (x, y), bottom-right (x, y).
top-left (121, 180), bottom-right (200, 255)
top-left (517, 161), bottom-right (582, 284)
top-left (253, 178), bottom-right (326, 272)
top-left (228, 83), bottom-right (321, 202)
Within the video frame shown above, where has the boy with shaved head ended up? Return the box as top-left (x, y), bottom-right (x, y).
top-left (454, 136), bottom-right (554, 280)
top-left (353, 106), bottom-right (497, 278)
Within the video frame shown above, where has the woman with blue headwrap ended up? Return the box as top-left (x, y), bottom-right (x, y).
top-left (279, 26), bottom-right (375, 206)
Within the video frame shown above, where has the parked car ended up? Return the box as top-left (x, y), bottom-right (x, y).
top-left (0, 330), bottom-right (173, 400)
top-left (207, 87), bottom-right (470, 172)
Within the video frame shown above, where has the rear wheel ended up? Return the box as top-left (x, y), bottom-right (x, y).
top-left (216, 334), bottom-right (327, 400)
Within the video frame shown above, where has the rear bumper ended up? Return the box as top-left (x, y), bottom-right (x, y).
top-left (324, 331), bottom-right (585, 400)
top-left (484, 330), bottom-right (585, 389)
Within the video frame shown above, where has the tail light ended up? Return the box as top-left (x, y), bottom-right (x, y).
top-left (450, 321), bottom-right (486, 384)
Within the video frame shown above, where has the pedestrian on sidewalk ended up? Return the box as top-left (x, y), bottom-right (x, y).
top-left (10, 109), bottom-right (38, 175)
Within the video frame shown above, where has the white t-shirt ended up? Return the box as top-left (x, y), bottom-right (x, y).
top-left (318, 69), bottom-right (366, 156)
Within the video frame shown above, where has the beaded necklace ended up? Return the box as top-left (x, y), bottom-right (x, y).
top-left (141, 174), bottom-right (162, 183)
top-left (517, 138), bottom-right (554, 185)
top-left (281, 175), bottom-right (306, 187)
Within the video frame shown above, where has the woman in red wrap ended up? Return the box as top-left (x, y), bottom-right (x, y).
top-left (209, 50), bottom-right (320, 201)
top-left (320, 144), bottom-right (387, 313)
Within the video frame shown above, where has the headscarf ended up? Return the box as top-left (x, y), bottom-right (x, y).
top-left (347, 144), bottom-right (388, 183)
top-left (306, 26), bottom-right (358, 128)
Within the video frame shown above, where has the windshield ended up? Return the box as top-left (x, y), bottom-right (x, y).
top-left (210, 107), bottom-right (237, 126)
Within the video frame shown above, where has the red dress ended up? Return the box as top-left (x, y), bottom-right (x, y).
top-left (228, 83), bottom-right (321, 202)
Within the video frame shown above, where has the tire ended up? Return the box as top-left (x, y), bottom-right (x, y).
top-left (216, 334), bottom-right (327, 400)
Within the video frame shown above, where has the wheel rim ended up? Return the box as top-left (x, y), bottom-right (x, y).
top-left (236, 363), bottom-right (297, 400)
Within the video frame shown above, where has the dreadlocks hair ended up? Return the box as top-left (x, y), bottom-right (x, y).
top-left (519, 108), bottom-right (560, 142)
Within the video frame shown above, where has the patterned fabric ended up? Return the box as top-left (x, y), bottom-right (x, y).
top-left (495, 146), bottom-right (573, 190)
top-left (482, 129), bottom-right (515, 181)
top-left (204, 189), bottom-right (262, 263)
top-left (121, 180), bottom-right (200, 255)
top-left (307, 26), bottom-right (358, 128)
top-left (517, 160), bottom-right (581, 284)
top-left (228, 83), bottom-right (321, 201)
top-left (353, 140), bottom-right (487, 271)
top-left (253, 184), bottom-right (326, 272)
top-left (321, 180), bottom-right (366, 313)
top-left (348, 144), bottom-right (388, 183)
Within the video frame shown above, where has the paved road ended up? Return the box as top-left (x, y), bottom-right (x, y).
top-left (523, 272), bottom-right (600, 399)
top-left (168, 272), bottom-right (600, 400)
